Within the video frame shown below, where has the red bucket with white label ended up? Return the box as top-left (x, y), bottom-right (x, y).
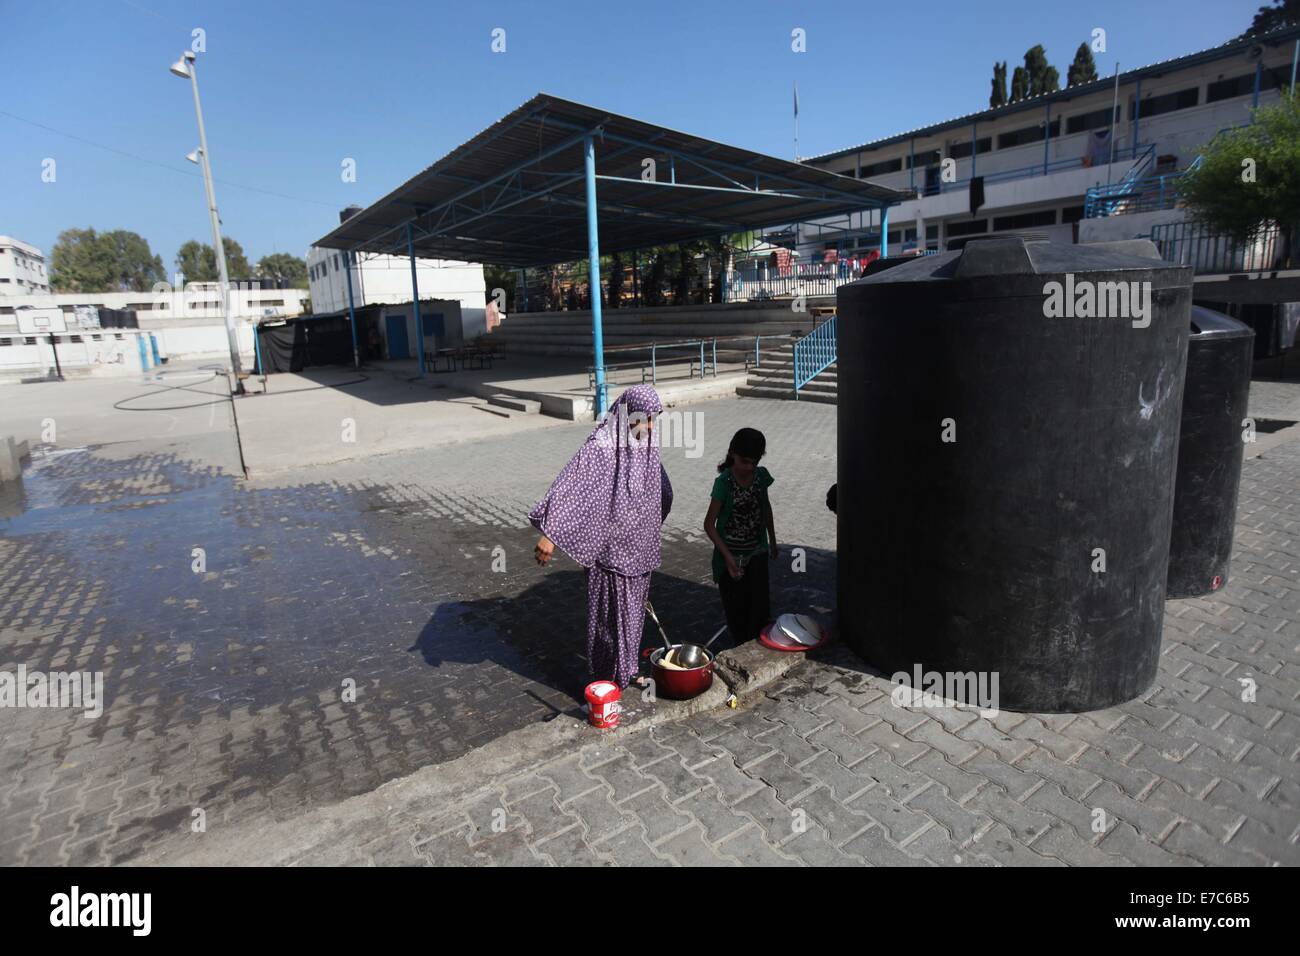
top-left (585, 681), bottom-right (621, 730)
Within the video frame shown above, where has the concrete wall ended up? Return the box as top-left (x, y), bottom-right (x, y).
top-left (0, 285), bottom-right (308, 328)
top-left (0, 324), bottom-right (257, 381)
top-left (374, 299), bottom-right (468, 359)
top-left (307, 249), bottom-right (487, 316)
top-left (1078, 209), bottom-right (1189, 244)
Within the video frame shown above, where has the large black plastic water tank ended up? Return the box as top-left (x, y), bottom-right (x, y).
top-left (1167, 307), bottom-right (1254, 598)
top-left (837, 237), bottom-right (1193, 712)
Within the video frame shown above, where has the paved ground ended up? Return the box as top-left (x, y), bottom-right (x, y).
top-left (0, 378), bottom-right (835, 865)
top-left (1, 366), bottom-right (1297, 866)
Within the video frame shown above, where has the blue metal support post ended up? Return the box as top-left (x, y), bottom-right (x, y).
top-left (1043, 103), bottom-right (1051, 174)
top-left (344, 250), bottom-right (360, 368)
top-left (406, 223), bottom-right (425, 375)
top-left (970, 122), bottom-right (977, 178)
top-left (879, 206), bottom-right (889, 259)
top-left (1132, 79), bottom-right (1142, 158)
top-left (584, 135), bottom-right (608, 415)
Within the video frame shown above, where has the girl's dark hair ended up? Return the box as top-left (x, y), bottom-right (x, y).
top-left (717, 427), bottom-right (766, 472)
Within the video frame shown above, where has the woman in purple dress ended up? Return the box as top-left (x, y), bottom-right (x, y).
top-left (530, 385), bottom-right (673, 689)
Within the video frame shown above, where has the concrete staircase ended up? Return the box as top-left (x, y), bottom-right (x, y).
top-left (735, 341), bottom-right (838, 405)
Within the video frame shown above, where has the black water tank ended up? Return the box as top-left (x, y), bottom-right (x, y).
top-left (837, 237), bottom-right (1193, 713)
top-left (1167, 307), bottom-right (1254, 598)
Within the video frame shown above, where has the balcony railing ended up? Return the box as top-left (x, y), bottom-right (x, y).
top-left (723, 252), bottom-right (937, 302)
top-left (1150, 220), bottom-right (1291, 274)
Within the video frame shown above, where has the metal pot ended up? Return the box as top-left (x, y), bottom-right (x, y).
top-left (649, 645), bottom-right (714, 700)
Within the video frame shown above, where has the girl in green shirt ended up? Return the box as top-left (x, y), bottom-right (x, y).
top-left (704, 427), bottom-right (777, 642)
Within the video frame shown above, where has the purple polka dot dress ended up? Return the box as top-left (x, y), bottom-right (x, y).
top-left (528, 385), bottom-right (673, 688)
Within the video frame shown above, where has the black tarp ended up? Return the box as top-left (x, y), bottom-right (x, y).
top-left (97, 307), bottom-right (138, 329)
top-left (254, 316), bottom-right (355, 373)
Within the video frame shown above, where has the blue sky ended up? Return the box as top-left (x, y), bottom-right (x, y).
top-left (0, 0), bottom-right (1263, 273)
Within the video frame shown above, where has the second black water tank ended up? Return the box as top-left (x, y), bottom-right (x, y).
top-left (1167, 307), bottom-right (1254, 598)
top-left (837, 237), bottom-right (1193, 713)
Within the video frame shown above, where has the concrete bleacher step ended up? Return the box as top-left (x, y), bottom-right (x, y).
top-left (487, 393), bottom-right (541, 414)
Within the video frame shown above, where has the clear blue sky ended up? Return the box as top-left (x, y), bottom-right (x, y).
top-left (0, 0), bottom-right (1263, 274)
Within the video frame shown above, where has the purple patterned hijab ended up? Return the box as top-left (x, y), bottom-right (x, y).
top-left (528, 384), bottom-right (673, 576)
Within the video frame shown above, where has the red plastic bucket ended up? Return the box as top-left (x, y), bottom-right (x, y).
top-left (585, 681), bottom-right (621, 729)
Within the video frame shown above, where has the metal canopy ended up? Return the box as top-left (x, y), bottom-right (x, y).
top-left (313, 93), bottom-right (908, 267)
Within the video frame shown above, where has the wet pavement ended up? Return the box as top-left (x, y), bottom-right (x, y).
top-left (0, 394), bottom-right (838, 865)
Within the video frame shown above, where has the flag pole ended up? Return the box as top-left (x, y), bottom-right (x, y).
top-left (1106, 62), bottom-right (1120, 185)
top-left (793, 80), bottom-right (800, 161)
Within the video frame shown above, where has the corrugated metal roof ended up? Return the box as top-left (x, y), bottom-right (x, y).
top-left (313, 93), bottom-right (908, 267)
top-left (808, 23), bottom-right (1300, 164)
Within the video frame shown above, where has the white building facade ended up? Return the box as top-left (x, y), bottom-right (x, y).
top-left (0, 236), bottom-right (52, 296)
top-left (306, 247), bottom-right (486, 315)
top-left (795, 26), bottom-right (1300, 260)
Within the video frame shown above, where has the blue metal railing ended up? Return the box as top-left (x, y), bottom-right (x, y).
top-left (1149, 220), bottom-right (1290, 274)
top-left (1085, 150), bottom-right (1199, 218)
top-left (792, 317), bottom-right (836, 398)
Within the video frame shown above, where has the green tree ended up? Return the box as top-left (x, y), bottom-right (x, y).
top-left (1180, 94), bottom-right (1300, 267)
top-left (1023, 45), bottom-right (1060, 97)
top-left (175, 237), bottom-right (250, 282)
top-left (50, 228), bottom-right (112, 292)
top-left (1067, 43), bottom-right (1099, 87)
top-left (1245, 0), bottom-right (1299, 35)
top-left (256, 252), bottom-right (307, 287)
top-left (607, 253), bottom-right (624, 309)
top-left (1010, 66), bottom-right (1029, 103)
top-left (990, 61), bottom-right (1008, 108)
top-left (49, 228), bottom-right (164, 292)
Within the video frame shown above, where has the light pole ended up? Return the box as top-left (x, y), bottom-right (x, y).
top-left (170, 50), bottom-right (244, 392)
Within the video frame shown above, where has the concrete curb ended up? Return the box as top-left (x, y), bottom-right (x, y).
top-left (134, 642), bottom-right (804, 866)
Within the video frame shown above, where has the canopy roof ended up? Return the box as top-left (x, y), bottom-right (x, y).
top-left (313, 93), bottom-right (907, 267)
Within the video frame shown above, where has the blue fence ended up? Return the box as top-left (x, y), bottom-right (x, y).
top-left (793, 317), bottom-right (836, 397)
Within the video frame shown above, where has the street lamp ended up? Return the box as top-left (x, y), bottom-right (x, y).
top-left (170, 50), bottom-right (245, 392)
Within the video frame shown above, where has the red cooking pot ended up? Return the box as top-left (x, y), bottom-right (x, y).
top-left (649, 645), bottom-right (714, 700)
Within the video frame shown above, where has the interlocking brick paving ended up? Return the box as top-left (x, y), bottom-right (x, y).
top-left (157, 390), bottom-right (1296, 867)
top-left (5, 386), bottom-right (1297, 867)
top-left (0, 397), bottom-right (837, 865)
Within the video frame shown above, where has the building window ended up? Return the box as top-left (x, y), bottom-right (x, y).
top-left (948, 137), bottom-right (992, 159)
top-left (1207, 68), bottom-right (1286, 103)
top-left (993, 209), bottom-right (1058, 231)
top-left (1135, 87), bottom-right (1199, 119)
top-left (907, 149), bottom-right (942, 169)
top-left (860, 157), bottom-right (903, 177)
top-left (998, 120), bottom-right (1060, 149)
top-left (946, 218), bottom-right (988, 238)
top-left (1066, 105), bottom-right (1121, 135)
top-left (1061, 205), bottom-right (1086, 224)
